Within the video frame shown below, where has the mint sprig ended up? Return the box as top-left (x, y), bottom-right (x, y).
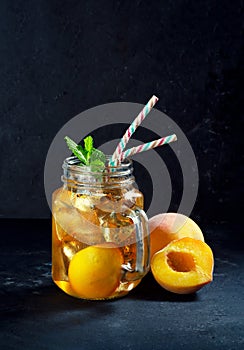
top-left (64, 136), bottom-right (87, 164)
top-left (64, 135), bottom-right (106, 170)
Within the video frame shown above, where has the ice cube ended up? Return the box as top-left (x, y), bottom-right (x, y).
top-left (71, 194), bottom-right (93, 211)
top-left (101, 212), bottom-right (135, 244)
top-left (62, 239), bottom-right (85, 264)
top-left (94, 188), bottom-right (143, 215)
top-left (54, 206), bottom-right (104, 245)
top-left (95, 194), bottom-right (124, 214)
top-left (63, 241), bottom-right (77, 261)
top-left (53, 188), bottom-right (74, 209)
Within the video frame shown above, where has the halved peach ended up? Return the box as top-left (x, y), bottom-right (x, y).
top-left (151, 237), bottom-right (214, 294)
top-left (149, 213), bottom-right (204, 259)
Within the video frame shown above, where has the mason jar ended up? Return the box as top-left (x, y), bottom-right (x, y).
top-left (52, 156), bottom-right (150, 300)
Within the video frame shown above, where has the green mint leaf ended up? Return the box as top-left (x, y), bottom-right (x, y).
top-left (84, 136), bottom-right (93, 153)
top-left (90, 159), bottom-right (105, 172)
top-left (64, 136), bottom-right (87, 164)
top-left (84, 135), bottom-right (93, 163)
top-left (77, 144), bottom-right (88, 161)
top-left (90, 149), bottom-right (106, 165)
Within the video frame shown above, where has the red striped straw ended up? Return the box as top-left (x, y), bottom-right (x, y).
top-left (110, 95), bottom-right (159, 165)
top-left (120, 134), bottom-right (177, 161)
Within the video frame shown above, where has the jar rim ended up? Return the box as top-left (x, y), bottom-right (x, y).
top-left (62, 155), bottom-right (133, 174)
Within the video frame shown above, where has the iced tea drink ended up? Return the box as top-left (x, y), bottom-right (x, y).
top-left (52, 156), bottom-right (150, 300)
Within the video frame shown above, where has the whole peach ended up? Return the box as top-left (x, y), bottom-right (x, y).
top-left (149, 213), bottom-right (204, 259)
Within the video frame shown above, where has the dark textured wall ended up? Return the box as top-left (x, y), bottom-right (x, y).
top-left (0, 0), bottom-right (242, 223)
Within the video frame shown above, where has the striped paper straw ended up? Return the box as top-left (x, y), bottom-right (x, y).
top-left (110, 95), bottom-right (159, 165)
top-left (120, 134), bottom-right (177, 161)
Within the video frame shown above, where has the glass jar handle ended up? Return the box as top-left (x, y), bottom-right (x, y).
top-left (122, 207), bottom-right (150, 278)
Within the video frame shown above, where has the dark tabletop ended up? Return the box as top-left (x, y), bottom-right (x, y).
top-left (0, 219), bottom-right (243, 350)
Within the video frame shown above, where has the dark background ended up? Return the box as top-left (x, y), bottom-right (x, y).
top-left (0, 0), bottom-right (243, 227)
top-left (0, 2), bottom-right (244, 349)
